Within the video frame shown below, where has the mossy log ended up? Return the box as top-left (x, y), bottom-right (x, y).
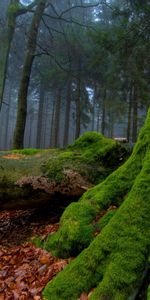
top-left (0, 134), bottom-right (128, 210)
top-left (42, 109), bottom-right (150, 299)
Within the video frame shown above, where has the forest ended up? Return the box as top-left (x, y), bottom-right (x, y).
top-left (0, 0), bottom-right (150, 299)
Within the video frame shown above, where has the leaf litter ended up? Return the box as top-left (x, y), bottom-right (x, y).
top-left (0, 208), bottom-right (71, 299)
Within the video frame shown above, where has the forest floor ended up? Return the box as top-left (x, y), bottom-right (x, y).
top-left (0, 206), bottom-right (71, 300)
top-left (0, 142), bottom-right (148, 300)
top-left (0, 204), bottom-right (148, 300)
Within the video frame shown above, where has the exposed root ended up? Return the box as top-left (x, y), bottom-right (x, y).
top-left (43, 111), bottom-right (150, 258)
top-left (43, 150), bottom-right (150, 300)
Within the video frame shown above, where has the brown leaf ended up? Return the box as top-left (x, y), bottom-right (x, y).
top-left (0, 293), bottom-right (5, 300)
top-left (39, 255), bottom-right (51, 265)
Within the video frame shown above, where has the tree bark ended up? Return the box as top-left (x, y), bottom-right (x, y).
top-left (13, 0), bottom-right (47, 149)
top-left (91, 82), bottom-right (97, 131)
top-left (75, 76), bottom-right (81, 139)
top-left (63, 80), bottom-right (72, 147)
top-left (101, 88), bottom-right (106, 135)
top-left (127, 81), bottom-right (133, 142)
top-left (132, 83), bottom-right (138, 142)
top-left (50, 98), bottom-right (55, 147)
top-left (52, 88), bottom-right (62, 148)
top-left (4, 81), bottom-right (12, 149)
top-left (36, 82), bottom-right (45, 148)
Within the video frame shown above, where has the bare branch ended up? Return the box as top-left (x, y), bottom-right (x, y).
top-left (43, 13), bottom-right (97, 31)
top-left (59, 2), bottom-right (100, 18)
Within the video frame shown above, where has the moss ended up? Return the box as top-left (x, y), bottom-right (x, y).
top-left (44, 110), bottom-right (150, 258)
top-left (147, 285), bottom-right (150, 300)
top-left (98, 209), bottom-right (117, 230)
top-left (31, 236), bottom-right (44, 248)
top-left (43, 149), bottom-right (150, 300)
top-left (12, 148), bottom-right (41, 155)
top-left (42, 132), bottom-right (129, 184)
top-left (69, 132), bottom-right (104, 148)
top-left (0, 149), bottom-right (58, 203)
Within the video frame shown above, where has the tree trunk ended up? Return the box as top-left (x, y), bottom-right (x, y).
top-left (50, 98), bottom-right (55, 147)
top-left (101, 88), bottom-right (106, 135)
top-left (13, 0), bottom-right (47, 149)
top-left (132, 83), bottom-right (138, 142)
top-left (52, 88), bottom-right (62, 148)
top-left (0, 0), bottom-right (39, 110)
top-left (127, 81), bottom-right (133, 142)
top-left (0, 0), bottom-right (19, 109)
top-left (96, 102), bottom-right (101, 131)
top-left (43, 108), bottom-right (150, 300)
top-left (75, 76), bottom-right (81, 139)
top-left (91, 83), bottom-right (97, 131)
top-left (63, 80), bottom-right (72, 147)
top-left (36, 82), bottom-right (45, 148)
top-left (43, 95), bottom-right (48, 148)
top-left (109, 110), bottom-right (114, 138)
top-left (4, 82), bottom-right (12, 150)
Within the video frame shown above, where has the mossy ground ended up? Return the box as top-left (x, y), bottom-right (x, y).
top-left (0, 133), bottom-right (128, 209)
top-left (42, 132), bottom-right (129, 184)
top-left (0, 149), bottom-right (59, 207)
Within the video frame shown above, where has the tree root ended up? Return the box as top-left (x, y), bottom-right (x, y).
top-left (43, 149), bottom-right (150, 300)
top-left (45, 112), bottom-right (150, 257)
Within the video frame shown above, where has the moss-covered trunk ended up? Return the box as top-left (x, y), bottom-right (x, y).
top-left (13, 0), bottom-right (47, 149)
top-left (43, 108), bottom-right (150, 299)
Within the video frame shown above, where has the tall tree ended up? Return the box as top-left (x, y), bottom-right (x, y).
top-left (0, 0), bottom-right (38, 109)
top-left (13, 0), bottom-right (47, 149)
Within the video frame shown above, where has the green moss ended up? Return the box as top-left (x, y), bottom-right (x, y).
top-left (12, 148), bottom-right (41, 155)
top-left (147, 285), bottom-right (150, 300)
top-left (31, 236), bottom-right (44, 248)
top-left (44, 110), bottom-right (150, 258)
top-left (98, 209), bottom-right (117, 230)
top-left (69, 131), bottom-right (104, 149)
top-left (0, 149), bottom-right (59, 203)
top-left (43, 149), bottom-right (150, 300)
top-left (44, 202), bottom-right (97, 256)
top-left (43, 132), bottom-right (129, 184)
